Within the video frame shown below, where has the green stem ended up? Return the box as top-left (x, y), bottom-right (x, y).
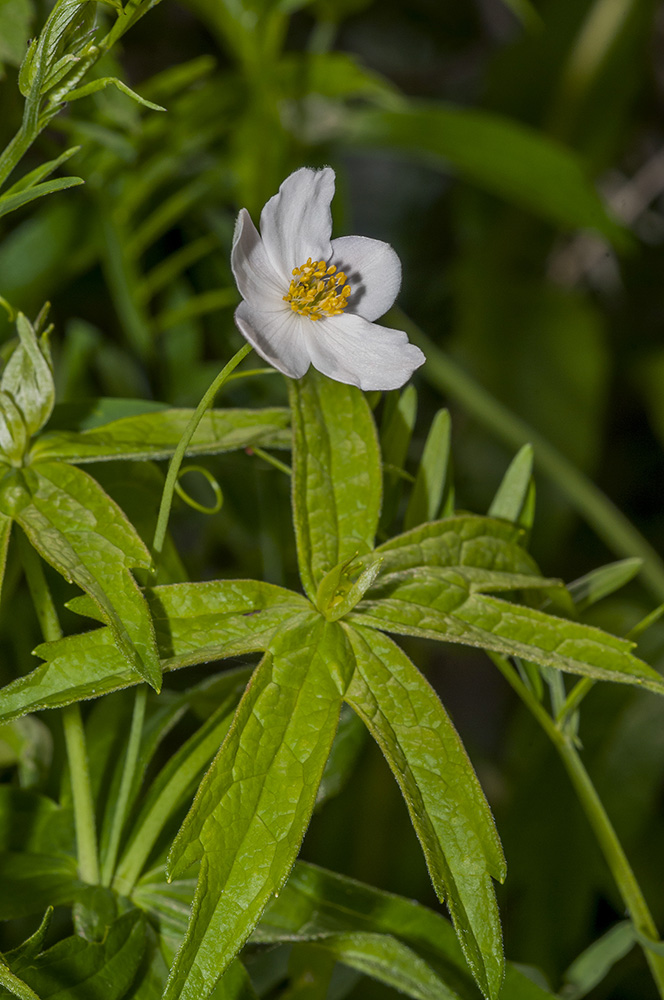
top-left (100, 685), bottom-right (147, 887)
top-left (491, 653), bottom-right (664, 995)
top-left (150, 342), bottom-right (253, 580)
top-left (396, 311), bottom-right (664, 603)
top-left (250, 446), bottom-right (292, 477)
top-left (17, 532), bottom-right (99, 884)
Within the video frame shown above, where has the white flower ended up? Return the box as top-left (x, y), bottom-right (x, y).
top-left (231, 167), bottom-right (425, 391)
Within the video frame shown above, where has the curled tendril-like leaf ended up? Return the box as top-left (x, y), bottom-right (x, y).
top-left (175, 465), bottom-right (223, 515)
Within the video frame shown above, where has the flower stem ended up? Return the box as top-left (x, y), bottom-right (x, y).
top-left (491, 653), bottom-right (664, 995)
top-left (17, 531), bottom-right (99, 884)
top-left (396, 310), bottom-right (664, 603)
top-left (150, 342), bottom-right (253, 581)
top-left (100, 685), bottom-right (147, 887)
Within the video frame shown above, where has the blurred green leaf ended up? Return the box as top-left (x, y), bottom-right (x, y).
top-left (568, 557), bottom-right (643, 612)
top-left (345, 625), bottom-right (505, 1000)
top-left (258, 862), bottom-right (557, 997)
top-left (113, 674), bottom-right (248, 893)
top-left (380, 385), bottom-right (417, 530)
top-left (0, 788), bottom-right (72, 854)
top-left (488, 444), bottom-right (533, 524)
top-left (0, 715), bottom-right (52, 787)
top-left (315, 703), bottom-right (366, 806)
top-left (0, 0), bottom-right (34, 68)
top-left (0, 852), bottom-right (82, 919)
top-left (404, 409), bottom-right (453, 531)
top-left (344, 104), bottom-right (628, 244)
top-left (7, 909), bottom-right (147, 999)
top-left (562, 922), bottom-right (635, 999)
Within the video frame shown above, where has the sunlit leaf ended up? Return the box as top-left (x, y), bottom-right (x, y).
top-left (344, 625), bottom-right (505, 999)
top-left (31, 407), bottom-right (290, 463)
top-left (164, 615), bottom-right (347, 1000)
top-left (0, 463), bottom-right (161, 689)
top-left (290, 370), bottom-right (381, 600)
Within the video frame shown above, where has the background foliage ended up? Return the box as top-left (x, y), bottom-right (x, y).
top-left (1, 0), bottom-right (664, 998)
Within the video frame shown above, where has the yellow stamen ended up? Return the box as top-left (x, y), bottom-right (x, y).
top-left (283, 258), bottom-right (352, 321)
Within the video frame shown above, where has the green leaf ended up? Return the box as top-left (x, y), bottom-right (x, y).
top-left (0, 177), bottom-right (84, 220)
top-left (7, 910), bottom-right (147, 1000)
top-left (354, 566), bottom-right (664, 693)
top-left (0, 463), bottom-right (161, 690)
top-left (0, 509), bottom-right (13, 601)
top-left (0, 853), bottom-right (82, 919)
top-left (562, 922), bottom-right (635, 1000)
top-left (343, 625), bottom-right (504, 999)
top-left (0, 581), bottom-right (305, 722)
top-left (164, 615), bottom-right (347, 1000)
top-left (343, 105), bottom-right (628, 245)
top-left (0, 964), bottom-right (42, 1000)
top-left (315, 554), bottom-right (383, 621)
top-left (1, 313), bottom-right (55, 438)
top-left (0, 0), bottom-right (34, 68)
top-left (380, 385), bottom-right (417, 529)
top-left (5, 909), bottom-right (53, 965)
top-left (404, 409), bottom-right (453, 531)
top-left (61, 76), bottom-right (165, 110)
top-left (0, 392), bottom-right (29, 463)
top-left (30, 407), bottom-right (290, 463)
top-left (316, 703), bottom-right (366, 806)
top-left (0, 715), bottom-right (52, 787)
top-left (290, 370), bottom-right (382, 600)
top-left (113, 675), bottom-right (249, 894)
top-left (567, 558), bottom-right (643, 612)
top-left (487, 445), bottom-right (533, 524)
top-left (1, 147), bottom-right (80, 196)
top-left (146, 580), bottom-right (309, 669)
top-left (381, 385), bottom-right (417, 471)
top-left (313, 934), bottom-right (461, 1000)
top-left (258, 863), bottom-right (558, 997)
top-left (132, 867), bottom-right (196, 948)
top-left (0, 787), bottom-right (73, 854)
top-left (366, 514), bottom-right (538, 578)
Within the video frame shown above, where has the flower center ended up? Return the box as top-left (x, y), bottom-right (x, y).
top-left (283, 258), bottom-right (351, 321)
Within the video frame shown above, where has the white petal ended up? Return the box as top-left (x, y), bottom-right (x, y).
top-left (231, 208), bottom-right (284, 307)
top-left (234, 300), bottom-right (311, 379)
top-left (330, 235), bottom-right (402, 322)
top-left (304, 313), bottom-right (425, 391)
top-left (260, 167), bottom-right (335, 281)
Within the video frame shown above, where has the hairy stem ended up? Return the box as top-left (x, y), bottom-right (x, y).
top-left (491, 653), bottom-right (664, 995)
top-left (18, 531), bottom-right (99, 884)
